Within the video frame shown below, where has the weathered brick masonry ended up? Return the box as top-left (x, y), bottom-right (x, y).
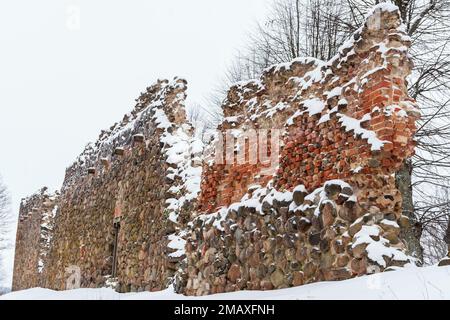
top-left (13, 4), bottom-right (421, 296)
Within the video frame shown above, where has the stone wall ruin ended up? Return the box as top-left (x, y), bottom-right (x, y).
top-left (13, 4), bottom-right (425, 296)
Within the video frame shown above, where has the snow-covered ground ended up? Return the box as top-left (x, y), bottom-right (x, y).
top-left (1, 266), bottom-right (450, 300)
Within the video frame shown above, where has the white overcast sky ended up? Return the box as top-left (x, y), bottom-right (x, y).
top-left (0, 0), bottom-right (271, 214)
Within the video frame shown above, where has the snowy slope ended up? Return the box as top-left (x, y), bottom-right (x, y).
top-left (1, 266), bottom-right (450, 300)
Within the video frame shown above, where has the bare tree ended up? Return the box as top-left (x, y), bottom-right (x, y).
top-left (222, 0), bottom-right (351, 85)
top-left (0, 175), bottom-right (12, 286)
top-left (217, 0), bottom-right (450, 264)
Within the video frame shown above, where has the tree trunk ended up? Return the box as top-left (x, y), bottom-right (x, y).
top-left (445, 219), bottom-right (450, 254)
top-left (396, 159), bottom-right (424, 265)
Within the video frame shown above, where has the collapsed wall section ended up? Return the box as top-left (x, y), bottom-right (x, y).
top-left (181, 4), bottom-right (419, 295)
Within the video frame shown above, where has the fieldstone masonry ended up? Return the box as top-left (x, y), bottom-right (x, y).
top-left (13, 4), bottom-right (427, 296)
top-left (12, 188), bottom-right (57, 290)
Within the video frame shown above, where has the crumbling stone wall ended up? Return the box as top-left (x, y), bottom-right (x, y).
top-left (13, 3), bottom-right (420, 298)
top-left (12, 188), bottom-right (57, 291)
top-left (182, 179), bottom-right (410, 295)
top-left (180, 5), bottom-right (419, 295)
top-left (13, 78), bottom-right (202, 292)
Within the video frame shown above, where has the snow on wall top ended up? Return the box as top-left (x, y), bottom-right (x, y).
top-left (18, 187), bottom-right (57, 220)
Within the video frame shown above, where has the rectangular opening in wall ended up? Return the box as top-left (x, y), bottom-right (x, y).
top-left (111, 219), bottom-right (120, 278)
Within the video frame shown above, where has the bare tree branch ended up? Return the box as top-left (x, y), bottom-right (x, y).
top-left (0, 175), bottom-right (12, 286)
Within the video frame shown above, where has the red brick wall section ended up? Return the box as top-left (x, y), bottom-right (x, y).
top-left (199, 7), bottom-right (419, 212)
